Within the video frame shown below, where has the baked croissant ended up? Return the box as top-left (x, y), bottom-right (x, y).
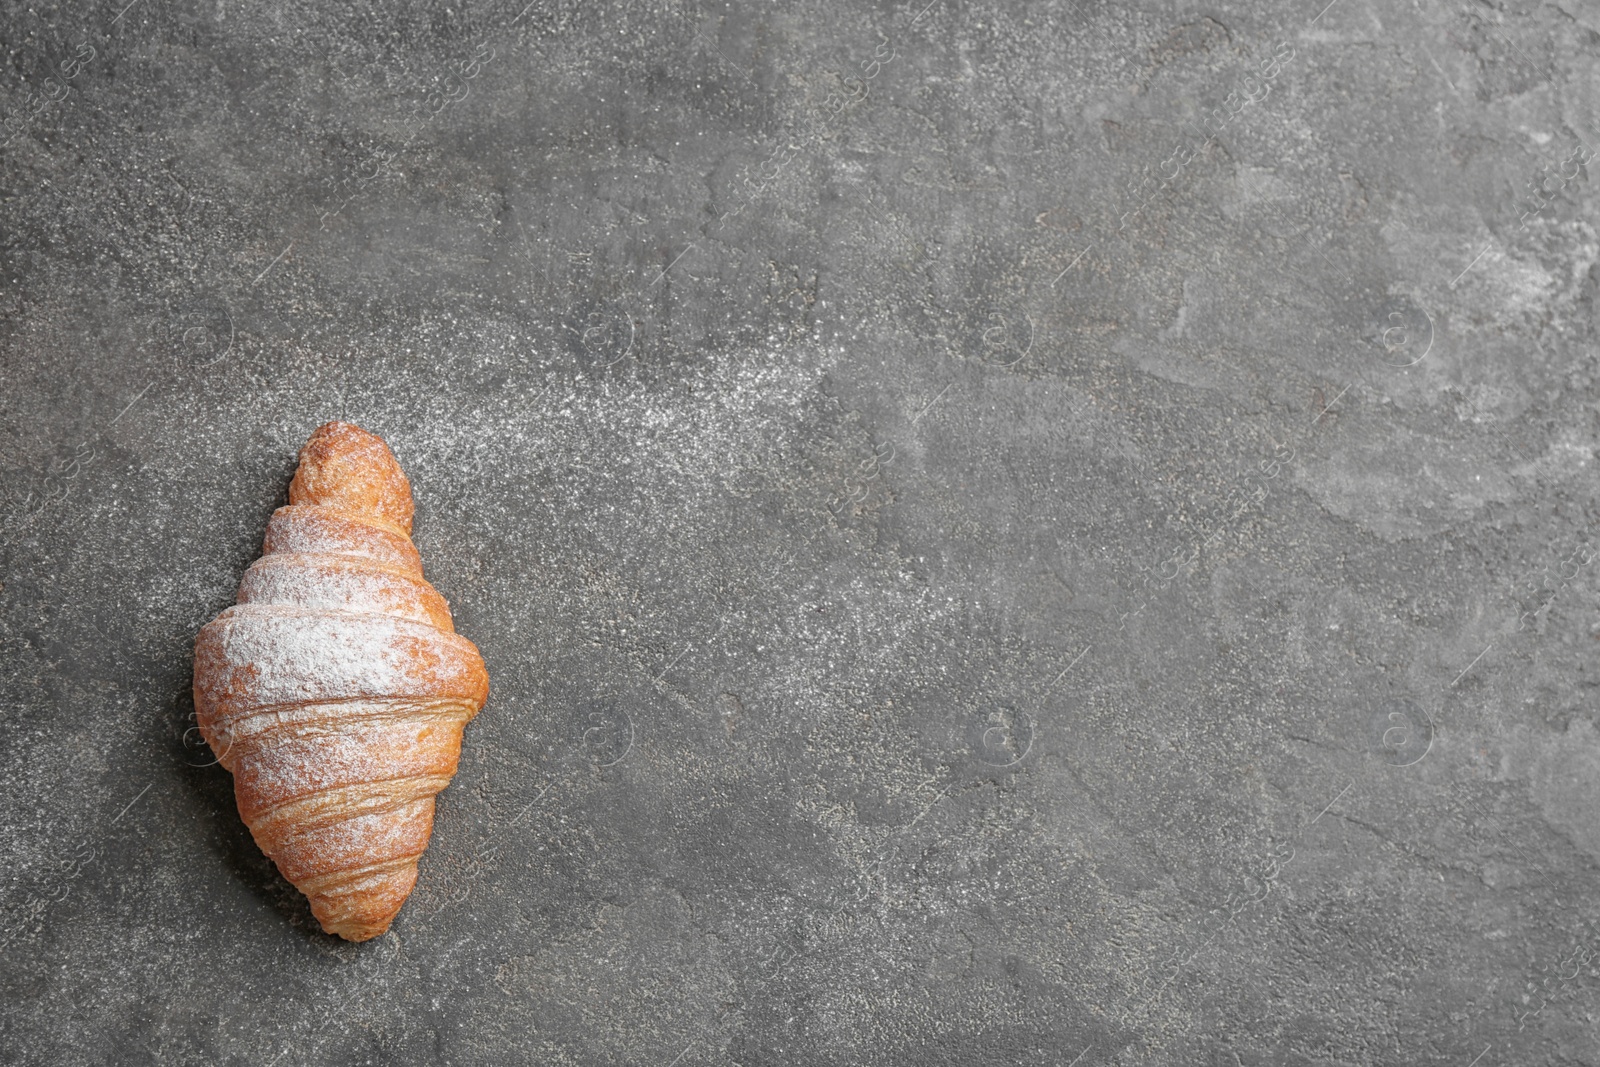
top-left (193, 422), bottom-right (489, 941)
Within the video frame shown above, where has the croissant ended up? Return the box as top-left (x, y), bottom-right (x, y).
top-left (193, 421), bottom-right (489, 941)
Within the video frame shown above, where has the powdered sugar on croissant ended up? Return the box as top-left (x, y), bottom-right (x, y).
top-left (194, 422), bottom-right (489, 941)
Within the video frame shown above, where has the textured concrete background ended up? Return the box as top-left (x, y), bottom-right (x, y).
top-left (3, 0), bottom-right (1600, 1063)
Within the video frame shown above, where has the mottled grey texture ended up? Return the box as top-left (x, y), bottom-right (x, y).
top-left (3, 0), bottom-right (1600, 1063)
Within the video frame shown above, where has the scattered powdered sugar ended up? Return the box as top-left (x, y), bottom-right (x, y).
top-left (263, 505), bottom-right (423, 576)
top-left (239, 552), bottom-right (451, 631)
top-left (199, 604), bottom-right (484, 712)
top-left (194, 591), bottom-right (484, 830)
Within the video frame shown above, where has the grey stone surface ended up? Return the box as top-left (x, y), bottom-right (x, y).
top-left (3, 0), bottom-right (1600, 1062)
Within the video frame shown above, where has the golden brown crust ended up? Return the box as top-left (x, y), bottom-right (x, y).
top-left (262, 505), bottom-right (423, 577)
top-left (192, 422), bottom-right (487, 941)
top-left (236, 554), bottom-right (456, 632)
top-left (289, 422), bottom-right (415, 536)
top-left (193, 605), bottom-right (488, 716)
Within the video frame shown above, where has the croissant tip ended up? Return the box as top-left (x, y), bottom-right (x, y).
top-left (304, 856), bottom-right (420, 942)
top-left (319, 908), bottom-right (400, 942)
top-left (326, 921), bottom-right (392, 943)
top-left (308, 420), bottom-right (382, 447)
top-left (290, 421), bottom-right (415, 534)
